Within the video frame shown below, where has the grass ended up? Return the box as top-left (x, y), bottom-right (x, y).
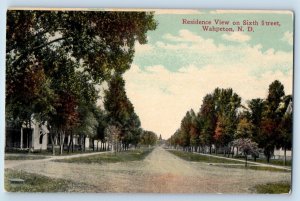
top-left (55, 148), bottom-right (153, 164)
top-left (213, 164), bottom-right (291, 173)
top-left (252, 182), bottom-right (291, 194)
top-left (4, 169), bottom-right (92, 192)
top-left (221, 154), bottom-right (292, 167)
top-left (254, 158), bottom-right (292, 167)
top-left (168, 150), bottom-right (244, 164)
top-left (168, 150), bottom-right (290, 172)
top-left (5, 155), bottom-right (47, 160)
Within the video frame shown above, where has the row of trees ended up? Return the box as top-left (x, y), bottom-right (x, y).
top-left (6, 10), bottom-right (158, 155)
top-left (167, 80), bottom-right (292, 165)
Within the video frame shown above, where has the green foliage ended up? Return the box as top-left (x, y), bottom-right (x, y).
top-left (168, 80), bottom-right (292, 166)
top-left (213, 88), bottom-right (241, 146)
top-left (140, 131), bottom-right (158, 146)
top-left (104, 74), bottom-right (143, 147)
top-left (6, 10), bottom-right (157, 154)
top-left (235, 118), bottom-right (254, 139)
top-left (199, 94), bottom-right (216, 149)
top-left (247, 98), bottom-right (264, 143)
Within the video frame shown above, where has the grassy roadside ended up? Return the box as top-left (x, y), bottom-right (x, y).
top-left (167, 150), bottom-right (290, 173)
top-left (213, 164), bottom-right (291, 172)
top-left (168, 150), bottom-right (244, 164)
top-left (213, 153), bottom-right (292, 167)
top-left (5, 169), bottom-right (94, 192)
top-left (54, 148), bottom-right (153, 164)
top-left (252, 182), bottom-right (291, 194)
top-left (5, 155), bottom-right (48, 160)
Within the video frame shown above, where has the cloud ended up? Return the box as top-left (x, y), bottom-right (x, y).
top-left (124, 64), bottom-right (292, 139)
top-left (140, 29), bottom-right (292, 71)
top-left (222, 32), bottom-right (251, 43)
top-left (134, 42), bottom-right (154, 53)
top-left (164, 29), bottom-right (204, 42)
top-left (129, 29), bottom-right (293, 139)
top-left (281, 31), bottom-right (293, 46)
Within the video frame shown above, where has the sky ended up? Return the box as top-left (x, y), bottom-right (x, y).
top-left (123, 9), bottom-right (294, 139)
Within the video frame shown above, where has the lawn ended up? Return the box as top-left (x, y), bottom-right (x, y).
top-left (5, 169), bottom-right (93, 192)
top-left (168, 150), bottom-right (244, 164)
top-left (168, 150), bottom-right (290, 173)
top-left (252, 182), bottom-right (291, 194)
top-left (213, 164), bottom-right (291, 172)
top-left (5, 155), bottom-right (47, 160)
top-left (219, 154), bottom-right (292, 167)
top-left (253, 158), bottom-right (292, 167)
top-left (54, 148), bottom-right (153, 164)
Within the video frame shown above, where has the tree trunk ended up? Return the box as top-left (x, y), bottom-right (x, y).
top-left (92, 138), bottom-right (95, 151)
top-left (50, 134), bottom-right (55, 156)
top-left (71, 135), bottom-right (74, 153)
top-left (67, 135), bottom-right (72, 153)
top-left (82, 135), bottom-right (86, 152)
top-left (267, 155), bottom-right (270, 163)
top-left (59, 131), bottom-right (65, 155)
top-left (67, 132), bottom-right (73, 154)
top-left (245, 154), bottom-right (248, 167)
top-left (284, 146), bottom-right (287, 166)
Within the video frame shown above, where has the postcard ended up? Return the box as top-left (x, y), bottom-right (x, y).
top-left (5, 8), bottom-right (293, 193)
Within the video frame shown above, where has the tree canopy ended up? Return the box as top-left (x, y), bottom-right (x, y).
top-left (6, 10), bottom-right (157, 155)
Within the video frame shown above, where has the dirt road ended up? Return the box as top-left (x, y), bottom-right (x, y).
top-left (5, 147), bottom-right (291, 193)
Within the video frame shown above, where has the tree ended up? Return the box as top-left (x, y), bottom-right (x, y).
top-left (247, 98), bottom-right (264, 144)
top-left (179, 111), bottom-right (193, 151)
top-left (104, 73), bottom-right (142, 150)
top-left (213, 115), bottom-right (226, 154)
top-left (140, 130), bottom-right (158, 146)
top-left (6, 10), bottom-right (157, 152)
top-left (123, 112), bottom-right (142, 149)
top-left (265, 80), bottom-right (285, 119)
top-left (199, 94), bottom-right (217, 154)
top-left (74, 104), bottom-right (98, 152)
top-left (260, 80), bottom-right (285, 162)
top-left (189, 110), bottom-right (200, 152)
top-left (233, 138), bottom-right (259, 167)
top-left (105, 125), bottom-right (121, 154)
top-left (235, 117), bottom-right (254, 139)
top-left (6, 10), bottom-right (157, 82)
top-left (94, 108), bottom-right (108, 151)
top-left (213, 88), bottom-right (241, 155)
top-left (277, 96), bottom-right (292, 165)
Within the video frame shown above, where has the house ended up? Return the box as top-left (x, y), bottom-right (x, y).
top-left (5, 119), bottom-right (48, 151)
top-left (5, 119), bottom-right (91, 151)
